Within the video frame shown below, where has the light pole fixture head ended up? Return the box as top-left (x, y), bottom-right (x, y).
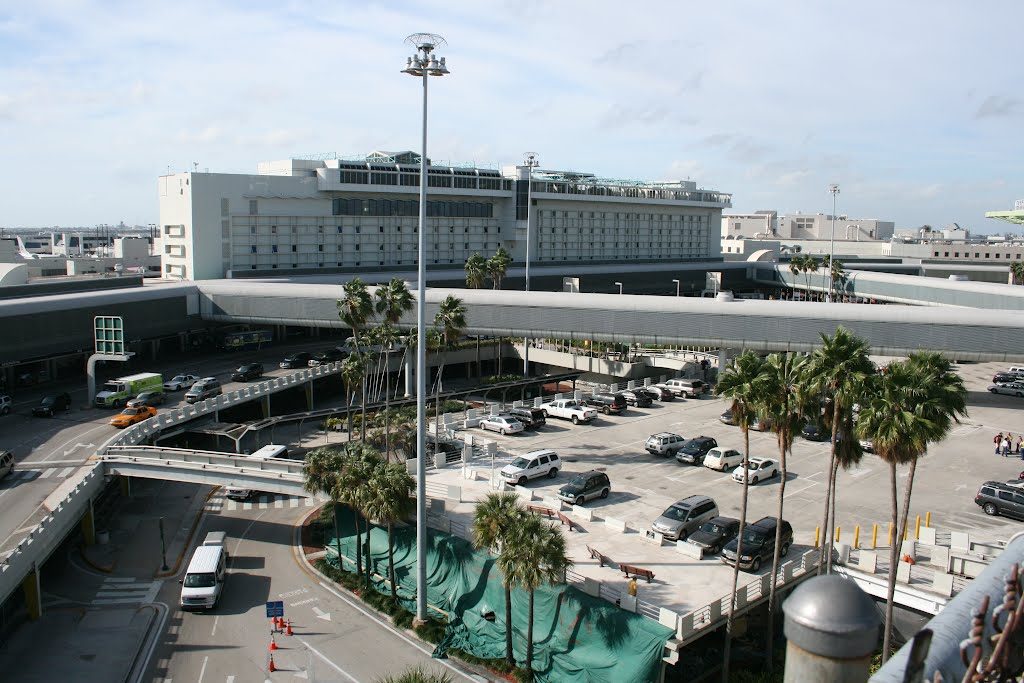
top-left (402, 33), bottom-right (449, 77)
top-left (524, 152), bottom-right (539, 168)
top-left (828, 183), bottom-right (840, 196)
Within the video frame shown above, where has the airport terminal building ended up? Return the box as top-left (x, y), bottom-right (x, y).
top-left (158, 152), bottom-right (732, 280)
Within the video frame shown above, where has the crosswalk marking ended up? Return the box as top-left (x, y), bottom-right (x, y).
top-left (9, 467), bottom-right (79, 482)
top-left (218, 494), bottom-right (313, 512)
top-left (91, 576), bottom-right (161, 605)
top-left (58, 466), bottom-right (75, 478)
top-left (38, 468), bottom-right (57, 479)
top-left (274, 498), bottom-right (284, 509)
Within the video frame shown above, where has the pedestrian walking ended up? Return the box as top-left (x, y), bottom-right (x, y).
top-left (1003, 437), bottom-right (1012, 457)
top-left (1017, 436), bottom-right (1023, 454)
top-left (995, 432), bottom-right (1004, 455)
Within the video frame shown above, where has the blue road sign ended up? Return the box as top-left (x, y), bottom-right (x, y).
top-left (265, 600), bottom-right (285, 618)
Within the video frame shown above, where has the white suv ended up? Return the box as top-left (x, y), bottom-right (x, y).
top-left (645, 432), bottom-right (686, 456)
top-left (500, 449), bottom-right (560, 486)
top-left (0, 394), bottom-right (11, 416)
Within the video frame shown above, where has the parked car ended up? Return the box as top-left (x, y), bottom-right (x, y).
top-left (127, 391), bottom-right (166, 408)
top-left (308, 348), bottom-right (347, 367)
top-left (231, 363), bottom-right (264, 382)
top-left (557, 470), bottom-right (611, 505)
top-left (675, 436), bottom-right (719, 465)
top-left (508, 406), bottom-right (546, 430)
top-left (722, 516), bottom-right (794, 572)
top-left (988, 382), bottom-right (1024, 397)
top-left (992, 372), bottom-right (1017, 385)
top-left (801, 423), bottom-right (829, 442)
top-left (163, 374), bottom-right (199, 391)
top-left (225, 486), bottom-right (254, 501)
top-left (687, 516), bottom-right (741, 554)
top-left (185, 377), bottom-right (223, 404)
top-left (732, 457), bottom-right (780, 484)
top-left (719, 409), bottom-right (736, 425)
top-left (641, 385), bottom-right (674, 401)
top-left (703, 447), bottom-right (744, 472)
top-left (859, 439), bottom-right (874, 453)
top-left (110, 405), bottom-right (158, 428)
top-left (750, 417), bottom-right (773, 432)
top-left (975, 481), bottom-right (1024, 520)
top-left (540, 398), bottom-right (598, 424)
top-left (620, 389), bottom-right (653, 408)
top-left (0, 394), bottom-right (12, 416)
top-left (480, 415), bottom-right (525, 435)
top-left (500, 449), bottom-right (560, 485)
top-left (645, 432), bottom-right (686, 456)
top-left (661, 378), bottom-right (709, 398)
top-left (584, 392), bottom-right (627, 415)
top-left (279, 352), bottom-right (313, 369)
top-left (32, 393), bottom-right (71, 417)
top-left (651, 495), bottom-right (719, 541)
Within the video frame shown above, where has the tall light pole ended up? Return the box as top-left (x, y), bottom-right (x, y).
top-left (402, 32), bottom-right (449, 624)
top-left (523, 152), bottom-right (539, 376)
top-left (828, 183), bottom-right (839, 302)
top-left (672, 278), bottom-right (680, 297)
top-left (614, 281), bottom-right (623, 295)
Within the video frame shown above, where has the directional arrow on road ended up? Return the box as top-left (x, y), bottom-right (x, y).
top-left (312, 606), bottom-right (331, 621)
top-left (63, 442), bottom-right (96, 456)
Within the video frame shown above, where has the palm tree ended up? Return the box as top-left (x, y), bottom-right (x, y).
top-left (465, 253), bottom-right (487, 289)
top-left (303, 446), bottom-right (346, 566)
top-left (472, 493), bottom-right (527, 666)
top-left (372, 323), bottom-right (401, 459)
top-left (857, 355), bottom-right (965, 662)
top-left (338, 443), bottom-right (381, 587)
top-left (338, 277), bottom-right (374, 352)
top-left (787, 258), bottom-right (801, 299)
top-left (486, 247), bottom-right (512, 290)
top-left (1010, 261), bottom-right (1024, 285)
top-left (432, 295), bottom-right (466, 457)
top-left (830, 258), bottom-right (847, 299)
top-left (340, 352), bottom-right (368, 441)
top-left (806, 327), bottom-right (873, 573)
top-left (497, 515), bottom-right (572, 677)
top-left (374, 665), bottom-right (452, 683)
top-left (363, 460), bottom-right (415, 602)
top-left (758, 352), bottom-right (809, 674)
top-left (714, 350), bottom-right (766, 682)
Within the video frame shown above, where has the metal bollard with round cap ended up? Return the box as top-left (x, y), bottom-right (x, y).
top-left (783, 574), bottom-right (880, 683)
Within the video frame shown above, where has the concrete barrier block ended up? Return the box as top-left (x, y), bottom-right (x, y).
top-left (929, 545), bottom-right (950, 570)
top-left (659, 607), bottom-right (679, 631)
top-left (896, 561), bottom-right (911, 584)
top-left (857, 550), bottom-right (878, 573)
top-left (604, 516), bottom-right (627, 533)
top-left (641, 529), bottom-right (665, 547)
top-left (901, 539), bottom-right (917, 560)
top-left (950, 531), bottom-right (970, 552)
top-left (932, 573), bottom-right (954, 597)
top-left (580, 577), bottom-right (601, 597)
top-left (571, 505), bottom-right (593, 522)
top-left (675, 540), bottom-right (703, 560)
top-left (619, 594), bottom-right (637, 613)
top-left (446, 485), bottom-right (462, 502)
top-left (919, 526), bottom-right (936, 545)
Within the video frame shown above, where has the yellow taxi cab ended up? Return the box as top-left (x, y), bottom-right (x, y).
top-left (110, 405), bottom-right (157, 428)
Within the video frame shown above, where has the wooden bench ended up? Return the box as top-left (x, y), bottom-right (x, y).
top-left (586, 544), bottom-right (611, 568)
top-left (556, 511), bottom-right (579, 532)
top-left (620, 563), bottom-right (655, 583)
top-left (526, 504), bottom-right (556, 519)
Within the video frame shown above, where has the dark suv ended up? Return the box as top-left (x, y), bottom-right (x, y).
top-left (509, 406), bottom-right (546, 430)
top-left (557, 470), bottom-right (611, 505)
top-left (721, 516), bottom-right (794, 572)
top-left (620, 389), bottom-right (653, 408)
top-left (231, 363), bottom-right (264, 382)
top-left (279, 352), bottom-right (313, 369)
top-left (33, 393), bottom-right (72, 417)
top-left (675, 436), bottom-right (718, 465)
top-left (975, 481), bottom-right (1024, 520)
top-left (584, 392), bottom-right (627, 415)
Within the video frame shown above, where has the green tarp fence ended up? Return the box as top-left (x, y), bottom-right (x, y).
top-left (325, 506), bottom-right (673, 682)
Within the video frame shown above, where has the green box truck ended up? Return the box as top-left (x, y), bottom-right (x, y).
top-left (95, 372), bottom-right (164, 408)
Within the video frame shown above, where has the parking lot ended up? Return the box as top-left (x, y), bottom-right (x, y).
top-left (425, 360), bottom-right (1024, 614)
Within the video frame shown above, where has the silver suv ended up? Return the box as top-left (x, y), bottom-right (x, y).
top-left (185, 377), bottom-right (223, 404)
top-left (652, 495), bottom-right (719, 541)
top-left (645, 432), bottom-right (686, 456)
top-left (0, 394), bottom-right (11, 416)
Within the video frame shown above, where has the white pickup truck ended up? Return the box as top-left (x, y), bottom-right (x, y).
top-left (540, 399), bottom-right (598, 425)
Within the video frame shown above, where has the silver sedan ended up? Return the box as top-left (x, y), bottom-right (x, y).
top-left (479, 415), bottom-right (525, 435)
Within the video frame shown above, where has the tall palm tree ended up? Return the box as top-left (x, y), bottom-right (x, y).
top-left (714, 350), bottom-right (766, 683)
top-left (432, 296), bottom-right (466, 457)
top-left (340, 352), bottom-right (367, 441)
top-left (303, 446), bottom-right (346, 566)
top-left (806, 327), bottom-right (873, 572)
top-left (759, 352), bottom-right (809, 674)
top-left (472, 493), bottom-right (526, 666)
top-left (497, 515), bottom-right (572, 677)
top-left (339, 278), bottom-right (375, 439)
top-left (338, 443), bottom-right (381, 587)
top-left (486, 247), bottom-right (512, 290)
top-left (464, 253), bottom-right (487, 376)
top-left (1010, 261), bottom-right (1024, 285)
top-left (857, 354), bottom-right (965, 662)
top-left (363, 460), bottom-right (415, 602)
top-left (830, 258), bottom-right (847, 299)
top-left (372, 322), bottom-right (401, 460)
top-left (374, 277), bottom-right (414, 403)
top-left (787, 258), bottom-right (801, 300)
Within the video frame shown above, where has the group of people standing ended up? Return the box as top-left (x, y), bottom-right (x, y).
top-left (993, 432), bottom-right (1024, 457)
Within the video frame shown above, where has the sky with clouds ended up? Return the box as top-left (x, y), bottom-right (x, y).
top-left (1, 0), bottom-right (1022, 232)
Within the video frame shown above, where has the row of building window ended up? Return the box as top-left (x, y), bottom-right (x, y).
top-left (332, 198), bottom-right (495, 218)
top-left (244, 224), bottom-right (501, 236)
top-left (339, 170), bottom-right (509, 191)
top-left (933, 251), bottom-right (1024, 259)
top-left (246, 242), bottom-right (503, 255)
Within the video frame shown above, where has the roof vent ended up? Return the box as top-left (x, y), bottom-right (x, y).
top-left (716, 291), bottom-right (735, 302)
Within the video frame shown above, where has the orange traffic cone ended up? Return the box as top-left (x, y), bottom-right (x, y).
top-left (269, 633), bottom-right (278, 651)
top-left (285, 620), bottom-right (293, 636)
top-left (270, 617), bottom-right (277, 632)
top-left (268, 653), bottom-right (276, 672)
top-left (275, 616), bottom-right (284, 630)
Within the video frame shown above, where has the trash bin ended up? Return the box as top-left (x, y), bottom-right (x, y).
top-left (96, 529), bottom-right (110, 545)
top-left (835, 542), bottom-right (850, 566)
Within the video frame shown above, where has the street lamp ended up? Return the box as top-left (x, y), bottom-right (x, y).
top-left (402, 31), bottom-right (449, 624)
top-left (828, 183), bottom-right (839, 302)
top-left (672, 279), bottom-right (680, 297)
top-left (523, 152), bottom-right (539, 376)
top-left (614, 281), bottom-right (623, 295)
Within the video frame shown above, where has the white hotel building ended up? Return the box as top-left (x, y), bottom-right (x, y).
top-left (158, 152), bottom-right (731, 280)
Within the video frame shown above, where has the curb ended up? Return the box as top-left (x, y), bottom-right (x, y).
top-left (154, 486), bottom-right (217, 579)
top-left (79, 545), bottom-right (116, 574)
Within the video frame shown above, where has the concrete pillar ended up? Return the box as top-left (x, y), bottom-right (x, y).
top-left (22, 563), bottom-right (42, 620)
top-left (260, 395), bottom-right (271, 418)
top-left (120, 475), bottom-right (131, 498)
top-left (782, 575), bottom-right (879, 683)
top-left (305, 381), bottom-right (314, 411)
top-left (178, 332), bottom-right (187, 352)
top-left (47, 359), bottom-right (57, 382)
top-left (80, 498), bottom-right (96, 546)
top-left (150, 339), bottom-right (159, 360)
top-left (404, 356), bottom-right (413, 397)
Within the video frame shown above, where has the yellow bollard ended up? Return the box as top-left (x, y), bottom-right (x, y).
top-left (888, 522), bottom-right (894, 547)
top-left (872, 523), bottom-right (878, 549)
top-left (915, 515), bottom-right (921, 539)
top-left (903, 526), bottom-right (909, 541)
top-left (853, 525), bottom-right (860, 549)
top-left (835, 526), bottom-right (841, 542)
top-left (813, 526), bottom-right (820, 548)
top-left (925, 511), bottom-right (932, 528)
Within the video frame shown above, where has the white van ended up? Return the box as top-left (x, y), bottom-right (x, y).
top-left (0, 450), bottom-right (13, 479)
top-left (248, 444), bottom-right (288, 460)
top-left (179, 532), bottom-right (228, 610)
top-left (500, 449), bottom-right (560, 485)
top-left (1008, 366), bottom-right (1024, 377)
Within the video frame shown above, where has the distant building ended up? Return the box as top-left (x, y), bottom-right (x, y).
top-left (722, 211), bottom-right (894, 242)
top-left (159, 152), bottom-right (732, 280)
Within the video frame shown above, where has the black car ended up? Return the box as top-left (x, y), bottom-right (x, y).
top-left (801, 422), bottom-right (829, 442)
top-left (309, 348), bottom-right (347, 366)
top-left (675, 436), bottom-right (718, 465)
top-left (509, 406), bottom-right (546, 430)
top-left (279, 352), bottom-right (313, 369)
top-left (635, 387), bottom-right (668, 402)
top-left (231, 363), bottom-right (264, 382)
top-left (33, 392), bottom-right (72, 417)
top-left (687, 516), bottom-right (741, 554)
top-left (620, 389), bottom-right (653, 408)
top-left (721, 516), bottom-right (794, 572)
top-left (992, 373), bottom-right (1016, 385)
top-left (584, 392), bottom-right (627, 415)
